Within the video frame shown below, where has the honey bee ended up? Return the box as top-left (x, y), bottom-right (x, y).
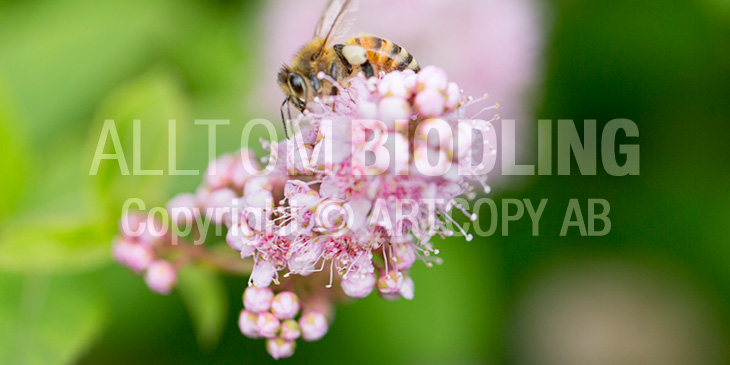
top-left (278, 0), bottom-right (420, 137)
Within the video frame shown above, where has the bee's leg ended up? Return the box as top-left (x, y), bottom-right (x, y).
top-left (360, 61), bottom-right (375, 79)
top-left (333, 44), bottom-right (352, 74)
top-left (280, 97), bottom-right (290, 139)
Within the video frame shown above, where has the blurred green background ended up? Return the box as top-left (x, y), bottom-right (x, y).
top-left (1, 0), bottom-right (729, 364)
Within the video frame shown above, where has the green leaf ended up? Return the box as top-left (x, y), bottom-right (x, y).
top-left (0, 76), bottom-right (28, 221)
top-left (177, 265), bottom-right (228, 349)
top-left (0, 273), bottom-right (107, 365)
top-left (0, 216), bottom-right (111, 274)
top-left (85, 69), bottom-right (190, 221)
top-left (0, 0), bottom-right (174, 144)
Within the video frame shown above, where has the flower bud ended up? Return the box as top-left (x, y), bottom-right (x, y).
top-left (125, 242), bottom-right (154, 273)
top-left (402, 69), bottom-right (418, 90)
top-left (238, 309), bottom-right (259, 338)
top-left (415, 88), bottom-right (446, 117)
top-left (271, 292), bottom-right (300, 320)
top-left (205, 153), bottom-right (235, 189)
top-left (243, 286), bottom-right (274, 313)
top-left (266, 337), bottom-right (296, 360)
top-left (280, 319), bottom-right (301, 341)
top-left (378, 97), bottom-right (411, 122)
top-left (166, 193), bottom-right (198, 226)
top-left (417, 65), bottom-right (448, 91)
top-left (244, 189), bottom-right (274, 212)
top-left (194, 186), bottom-right (212, 206)
top-left (231, 148), bottom-right (260, 190)
top-left (144, 260), bottom-right (177, 295)
top-left (340, 272), bottom-right (376, 298)
top-left (244, 176), bottom-right (273, 196)
top-left (378, 72), bottom-right (410, 99)
top-left (256, 312), bottom-right (281, 339)
top-left (358, 100), bottom-right (378, 119)
top-left (204, 188), bottom-right (237, 226)
top-left (444, 82), bottom-right (462, 109)
top-left (299, 311), bottom-right (328, 341)
top-left (112, 236), bottom-right (134, 265)
top-left (137, 215), bottom-right (166, 246)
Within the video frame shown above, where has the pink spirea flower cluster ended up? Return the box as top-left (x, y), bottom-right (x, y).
top-left (114, 66), bottom-right (497, 358)
top-left (223, 67), bottom-right (495, 292)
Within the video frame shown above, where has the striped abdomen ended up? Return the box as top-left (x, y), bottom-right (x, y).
top-left (345, 34), bottom-right (420, 77)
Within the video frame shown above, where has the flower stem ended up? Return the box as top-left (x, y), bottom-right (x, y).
top-left (159, 238), bottom-right (253, 275)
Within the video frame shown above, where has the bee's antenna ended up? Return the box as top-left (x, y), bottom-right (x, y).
top-left (280, 97), bottom-right (290, 139)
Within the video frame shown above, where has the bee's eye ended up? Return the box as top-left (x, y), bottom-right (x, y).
top-left (288, 73), bottom-right (305, 97)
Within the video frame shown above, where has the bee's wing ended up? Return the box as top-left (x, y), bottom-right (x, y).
top-left (313, 0), bottom-right (358, 57)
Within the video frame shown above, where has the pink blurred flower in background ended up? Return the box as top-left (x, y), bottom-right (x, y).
top-left (253, 0), bottom-right (548, 182)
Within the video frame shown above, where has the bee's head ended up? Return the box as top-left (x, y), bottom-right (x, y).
top-left (277, 66), bottom-right (307, 111)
